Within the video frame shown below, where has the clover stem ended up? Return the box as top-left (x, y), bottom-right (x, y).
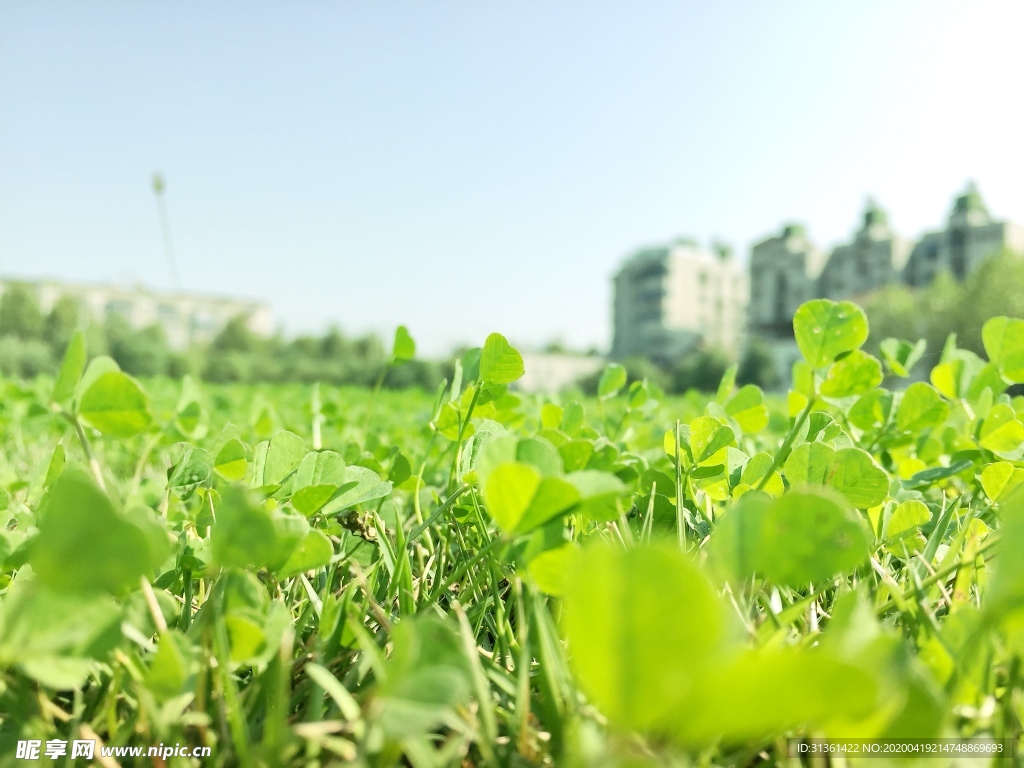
top-left (61, 409), bottom-right (106, 491)
top-left (755, 396), bottom-right (816, 492)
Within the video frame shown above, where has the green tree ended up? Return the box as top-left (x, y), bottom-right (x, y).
top-left (0, 283), bottom-right (45, 340)
top-left (105, 315), bottom-right (171, 377)
top-left (0, 337), bottom-right (54, 377)
top-left (951, 250), bottom-right (1024, 355)
top-left (671, 348), bottom-right (731, 394)
top-left (43, 295), bottom-right (82, 354)
top-left (211, 314), bottom-right (257, 353)
top-left (860, 283), bottom-right (924, 365)
top-left (737, 339), bottom-right (781, 390)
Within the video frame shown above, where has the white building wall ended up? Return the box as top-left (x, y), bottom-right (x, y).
top-left (517, 353), bottom-right (605, 394)
top-left (612, 240), bottom-right (746, 361)
top-left (0, 277), bottom-right (272, 349)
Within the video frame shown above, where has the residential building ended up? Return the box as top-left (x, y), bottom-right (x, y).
top-left (516, 352), bottom-right (605, 393)
top-left (0, 277), bottom-right (272, 348)
top-left (746, 183), bottom-right (1023, 384)
top-left (903, 183), bottom-right (1024, 287)
top-left (612, 238), bottom-right (747, 363)
top-left (818, 199), bottom-right (912, 300)
top-left (748, 223), bottom-right (827, 338)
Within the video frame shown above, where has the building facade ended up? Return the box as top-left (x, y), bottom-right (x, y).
top-left (516, 352), bottom-right (605, 393)
top-left (0, 277), bottom-right (272, 348)
top-left (903, 184), bottom-right (1024, 287)
top-left (747, 183), bottom-right (1023, 382)
top-left (612, 238), bottom-right (747, 363)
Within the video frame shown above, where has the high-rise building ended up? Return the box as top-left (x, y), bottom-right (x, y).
top-left (746, 183), bottom-right (1023, 384)
top-left (612, 238), bottom-right (747, 362)
top-left (818, 199), bottom-right (912, 300)
top-left (747, 223), bottom-right (827, 341)
top-left (903, 183), bottom-right (1024, 287)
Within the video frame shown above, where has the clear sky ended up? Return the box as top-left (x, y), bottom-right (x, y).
top-left (1, 2), bottom-right (1022, 356)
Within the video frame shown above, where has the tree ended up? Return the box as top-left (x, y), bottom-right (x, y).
top-left (105, 315), bottom-right (171, 377)
top-left (737, 339), bottom-right (781, 390)
top-left (671, 348), bottom-right (731, 394)
top-left (43, 295), bottom-right (82, 354)
top-left (211, 314), bottom-right (257, 353)
top-left (0, 283), bottom-right (45, 340)
top-left (951, 250), bottom-right (1024, 355)
top-left (859, 249), bottom-right (1024, 373)
top-left (860, 284), bottom-right (921, 356)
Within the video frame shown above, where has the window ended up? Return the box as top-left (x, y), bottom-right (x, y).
top-left (774, 272), bottom-right (788, 321)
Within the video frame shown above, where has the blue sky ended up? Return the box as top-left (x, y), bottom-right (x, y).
top-left (1, 1), bottom-right (1022, 355)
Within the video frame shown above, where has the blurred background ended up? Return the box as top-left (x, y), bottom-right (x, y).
top-left (1, 1), bottom-right (1022, 392)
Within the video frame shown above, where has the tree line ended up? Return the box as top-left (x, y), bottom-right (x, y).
top-left (3, 250), bottom-right (1021, 393)
top-left (0, 284), bottom-right (447, 389)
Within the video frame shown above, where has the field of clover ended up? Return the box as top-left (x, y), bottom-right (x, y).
top-left (2, 298), bottom-right (1024, 767)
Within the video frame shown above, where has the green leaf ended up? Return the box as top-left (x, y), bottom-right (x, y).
top-left (563, 543), bottom-right (733, 732)
top-left (292, 485), bottom-right (339, 516)
top-left (597, 363), bottom-right (627, 399)
top-left (376, 615), bottom-right (472, 738)
top-left (885, 500), bottom-right (932, 541)
top-left (673, 647), bottom-right (878, 744)
top-left (259, 430), bottom-right (306, 486)
top-left (210, 486), bottom-right (278, 570)
top-left (319, 466), bottom-right (392, 514)
top-left (983, 316), bottom-right (1024, 383)
top-left (979, 404), bottom-right (1024, 454)
top-left (819, 349), bottom-right (883, 398)
top-left (828, 447), bottom-right (890, 509)
top-left (849, 389), bottom-right (893, 430)
top-left (689, 416), bottom-right (735, 464)
top-left (266, 512), bottom-right (310, 573)
top-left (540, 402), bottom-right (563, 429)
top-left (31, 469), bottom-right (171, 594)
top-left (712, 491), bottom-right (870, 588)
top-left (793, 299), bottom-right (869, 369)
top-left (784, 442), bottom-right (889, 509)
top-left (51, 330), bottom-right (86, 403)
top-left (214, 438), bottom-right (252, 482)
top-left (784, 442), bottom-right (835, 486)
top-left (724, 385), bottom-right (769, 433)
top-left (146, 630), bottom-right (196, 701)
top-left (0, 583), bottom-right (122, 689)
top-left (715, 364), bottom-right (737, 404)
top-left (294, 450), bottom-right (346, 488)
top-left (73, 355), bottom-right (119, 408)
top-left (44, 443), bottom-right (65, 488)
top-left (278, 530), bottom-right (334, 578)
top-left (174, 376), bottom-right (206, 438)
top-left (479, 332), bottom-right (524, 384)
top-left (526, 542), bottom-right (578, 596)
top-left (483, 462), bottom-right (579, 535)
top-left (895, 382), bottom-right (949, 433)
top-left (78, 370), bottom-right (153, 437)
top-left (880, 338), bottom-right (926, 378)
top-left (980, 462), bottom-right (1024, 503)
top-left (167, 447), bottom-right (212, 501)
top-left (392, 325), bottom-right (416, 362)
top-left (565, 470), bottom-right (627, 522)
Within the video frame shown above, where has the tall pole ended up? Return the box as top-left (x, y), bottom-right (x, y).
top-left (152, 172), bottom-right (181, 291)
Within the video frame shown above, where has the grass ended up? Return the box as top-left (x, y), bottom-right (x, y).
top-left (0, 304), bottom-right (1023, 767)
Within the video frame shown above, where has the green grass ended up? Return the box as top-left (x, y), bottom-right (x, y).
top-left (1, 305), bottom-right (1024, 766)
